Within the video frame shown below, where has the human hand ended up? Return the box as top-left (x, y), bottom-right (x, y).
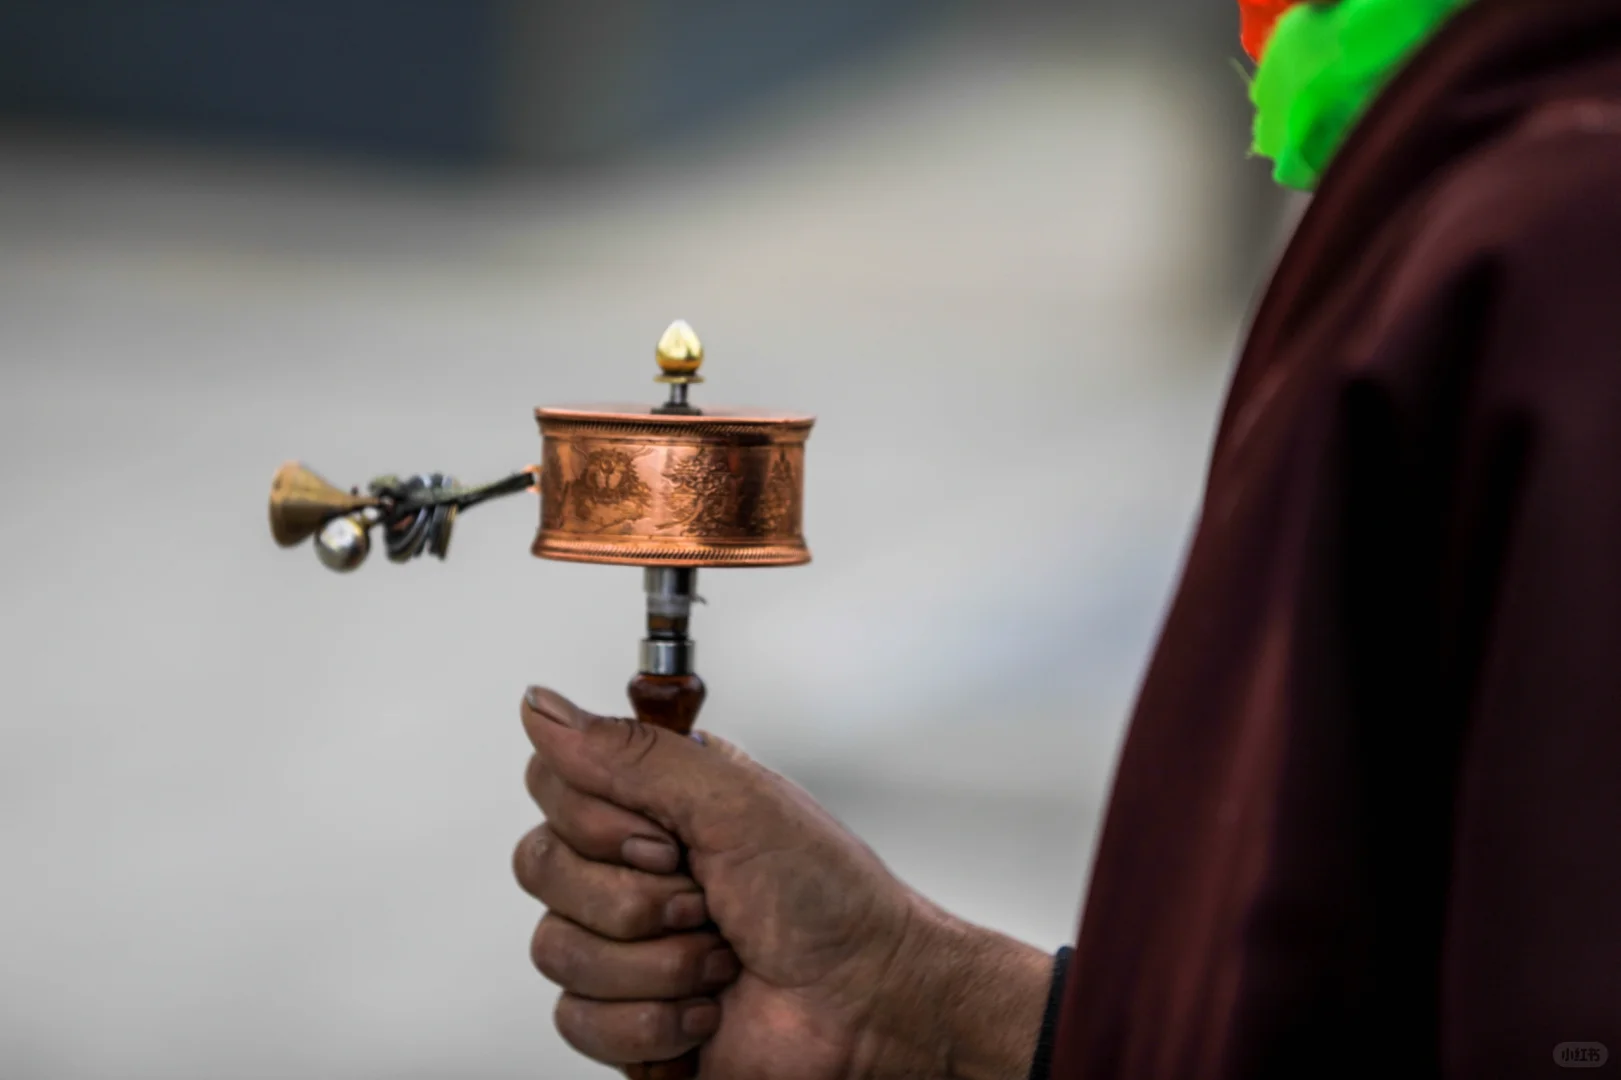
top-left (513, 687), bottom-right (1051, 1080)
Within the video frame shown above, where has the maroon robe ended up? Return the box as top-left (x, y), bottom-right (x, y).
top-left (1052, 1), bottom-right (1621, 1077)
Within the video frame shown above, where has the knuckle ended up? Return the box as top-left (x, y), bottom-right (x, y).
top-left (552, 993), bottom-right (577, 1035)
top-left (625, 724), bottom-right (661, 769)
top-left (524, 754), bottom-right (551, 804)
top-left (529, 918), bottom-right (577, 986)
top-left (554, 995), bottom-right (682, 1066)
top-left (659, 942), bottom-right (696, 987)
top-left (552, 995), bottom-right (602, 1059)
top-left (629, 1001), bottom-right (677, 1050)
top-left (707, 732), bottom-right (754, 766)
top-left (603, 888), bottom-right (654, 940)
top-left (585, 715), bottom-right (657, 764)
top-left (513, 825), bottom-right (559, 897)
top-left (548, 789), bottom-right (615, 857)
top-left (559, 790), bottom-right (606, 842)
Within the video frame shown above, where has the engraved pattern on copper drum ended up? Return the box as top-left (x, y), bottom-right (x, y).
top-left (532, 410), bottom-right (812, 568)
top-left (570, 446), bottom-right (655, 530)
top-left (665, 448), bottom-right (747, 538)
top-left (538, 440), bottom-right (567, 532)
top-left (756, 451), bottom-right (800, 537)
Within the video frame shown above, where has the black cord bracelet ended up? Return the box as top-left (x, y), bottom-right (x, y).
top-left (1027, 945), bottom-right (1074, 1080)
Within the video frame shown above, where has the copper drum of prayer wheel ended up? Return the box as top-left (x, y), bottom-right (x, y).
top-left (533, 321), bottom-right (812, 569)
top-left (266, 320), bottom-right (814, 1080)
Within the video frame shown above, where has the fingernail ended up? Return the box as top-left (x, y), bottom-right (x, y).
top-left (622, 836), bottom-right (680, 874)
top-left (525, 687), bottom-right (575, 727)
top-left (664, 892), bottom-right (708, 932)
top-left (681, 1001), bottom-right (721, 1040)
top-left (690, 731), bottom-right (707, 747)
top-left (701, 949), bottom-right (740, 987)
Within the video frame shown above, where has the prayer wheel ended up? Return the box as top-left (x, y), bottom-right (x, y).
top-left (267, 320), bottom-right (814, 1080)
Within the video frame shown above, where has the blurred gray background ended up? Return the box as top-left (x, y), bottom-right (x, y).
top-left (0, 2), bottom-right (1297, 1077)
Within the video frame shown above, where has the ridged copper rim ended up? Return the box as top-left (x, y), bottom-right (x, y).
top-left (532, 406), bottom-right (813, 568)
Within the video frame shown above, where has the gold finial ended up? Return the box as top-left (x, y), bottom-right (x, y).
top-left (655, 320), bottom-right (705, 383)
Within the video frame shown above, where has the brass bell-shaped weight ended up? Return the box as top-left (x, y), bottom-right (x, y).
top-left (268, 462), bottom-right (380, 548)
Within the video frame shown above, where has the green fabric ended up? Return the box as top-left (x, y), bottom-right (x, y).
top-left (1250, 0), bottom-right (1475, 191)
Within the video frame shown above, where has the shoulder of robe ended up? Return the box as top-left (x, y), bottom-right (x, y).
top-left (1409, 102), bottom-right (1621, 286)
top-left (1345, 106), bottom-right (1621, 385)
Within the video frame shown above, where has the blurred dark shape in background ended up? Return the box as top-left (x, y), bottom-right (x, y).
top-left (0, 0), bottom-right (950, 166)
top-left (0, 0), bottom-right (1284, 305)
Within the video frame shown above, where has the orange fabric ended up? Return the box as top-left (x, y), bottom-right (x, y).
top-left (1240, 0), bottom-right (1302, 59)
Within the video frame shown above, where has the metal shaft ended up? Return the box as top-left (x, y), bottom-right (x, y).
top-left (639, 567), bottom-right (698, 675)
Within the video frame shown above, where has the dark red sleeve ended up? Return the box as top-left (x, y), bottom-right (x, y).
top-left (1047, 122), bottom-right (1621, 1080)
top-left (1428, 132), bottom-right (1621, 1077)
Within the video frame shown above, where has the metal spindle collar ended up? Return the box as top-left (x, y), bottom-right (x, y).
top-left (640, 567), bottom-right (699, 675)
top-left (639, 639), bottom-right (696, 676)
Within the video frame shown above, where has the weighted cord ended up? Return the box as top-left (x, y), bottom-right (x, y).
top-left (379, 474), bottom-right (461, 562)
top-left (368, 469), bottom-right (538, 564)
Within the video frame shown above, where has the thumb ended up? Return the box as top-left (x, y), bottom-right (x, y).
top-left (690, 729), bottom-right (754, 768)
top-left (522, 686), bottom-right (758, 843)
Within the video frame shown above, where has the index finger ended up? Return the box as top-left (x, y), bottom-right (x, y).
top-left (522, 686), bottom-right (758, 844)
top-left (525, 753), bottom-right (682, 874)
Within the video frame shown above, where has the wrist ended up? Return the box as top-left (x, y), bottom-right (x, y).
top-left (855, 895), bottom-right (1053, 1080)
top-left (933, 911), bottom-right (1054, 1080)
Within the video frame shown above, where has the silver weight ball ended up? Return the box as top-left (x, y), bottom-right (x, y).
top-left (314, 515), bottom-right (371, 572)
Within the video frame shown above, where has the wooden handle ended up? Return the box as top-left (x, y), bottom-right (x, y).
top-left (623, 672), bottom-right (707, 1080)
top-left (627, 672), bottom-right (707, 737)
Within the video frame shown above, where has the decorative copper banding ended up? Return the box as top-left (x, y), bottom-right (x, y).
top-left (532, 406), bottom-right (814, 568)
